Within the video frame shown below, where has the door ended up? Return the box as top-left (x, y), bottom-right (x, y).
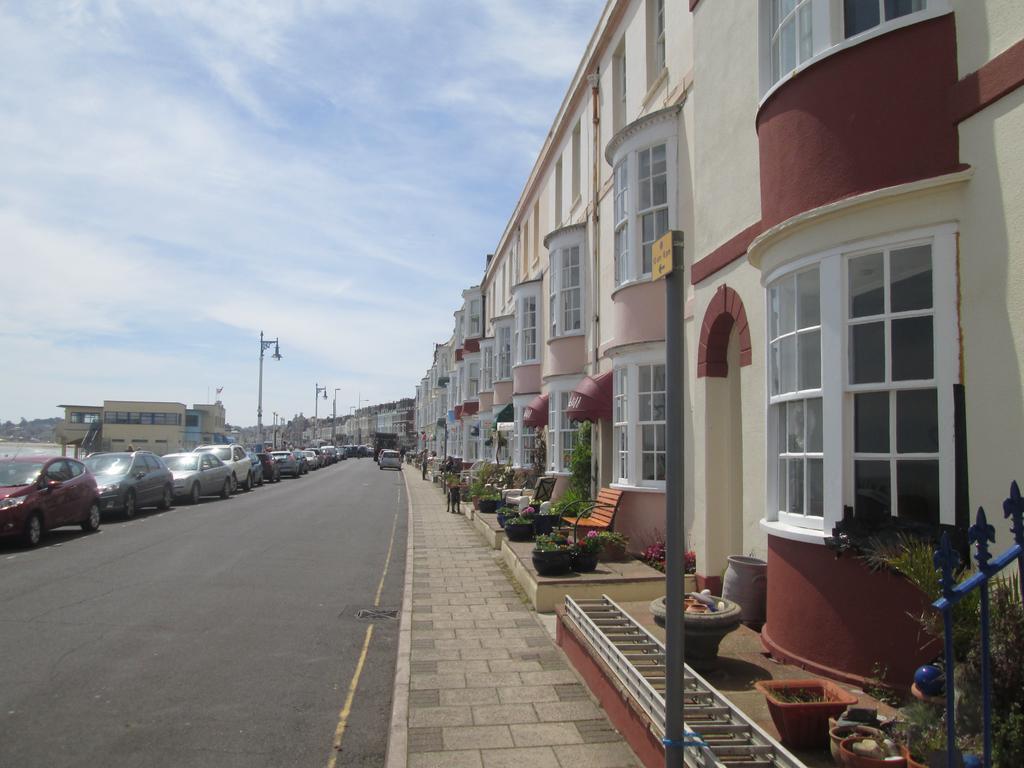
top-left (42, 460), bottom-right (74, 527)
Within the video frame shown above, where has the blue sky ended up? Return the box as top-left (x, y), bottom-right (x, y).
top-left (0, 0), bottom-right (602, 426)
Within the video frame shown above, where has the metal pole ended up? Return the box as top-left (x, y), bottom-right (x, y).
top-left (663, 232), bottom-right (686, 768)
top-left (257, 332), bottom-right (265, 446)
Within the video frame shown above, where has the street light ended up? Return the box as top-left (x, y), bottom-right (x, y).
top-left (314, 382), bottom-right (328, 446)
top-left (257, 331), bottom-right (282, 448)
top-left (332, 388), bottom-right (341, 444)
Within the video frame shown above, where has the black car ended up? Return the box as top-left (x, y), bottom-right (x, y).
top-left (84, 451), bottom-right (174, 518)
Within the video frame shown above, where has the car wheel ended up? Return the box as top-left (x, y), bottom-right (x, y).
top-left (242, 473), bottom-right (252, 492)
top-left (123, 490), bottom-right (137, 519)
top-left (22, 512), bottom-right (43, 547)
top-left (229, 475), bottom-right (238, 494)
top-left (190, 483), bottom-right (201, 504)
top-left (158, 486), bottom-right (172, 510)
top-left (81, 503), bottom-right (101, 532)
top-left (220, 478), bottom-right (231, 499)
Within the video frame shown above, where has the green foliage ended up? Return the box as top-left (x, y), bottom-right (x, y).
top-left (594, 531), bottom-right (628, 548)
top-left (550, 486), bottom-right (585, 518)
top-left (568, 422), bottom-right (592, 498)
top-left (533, 533), bottom-right (570, 552)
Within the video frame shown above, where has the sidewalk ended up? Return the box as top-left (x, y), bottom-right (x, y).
top-left (388, 468), bottom-right (641, 768)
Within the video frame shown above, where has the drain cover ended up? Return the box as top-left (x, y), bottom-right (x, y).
top-left (356, 608), bottom-right (399, 620)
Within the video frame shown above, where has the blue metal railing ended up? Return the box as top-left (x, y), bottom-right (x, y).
top-left (933, 481), bottom-right (1024, 768)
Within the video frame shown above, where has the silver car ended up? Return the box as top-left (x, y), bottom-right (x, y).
top-left (163, 452), bottom-right (234, 503)
top-left (303, 450), bottom-right (320, 470)
top-left (192, 444), bottom-right (253, 492)
top-left (378, 450), bottom-right (402, 471)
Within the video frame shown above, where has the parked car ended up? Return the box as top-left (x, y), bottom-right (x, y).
top-left (303, 450), bottom-right (320, 470)
top-left (84, 451), bottom-right (174, 518)
top-left (162, 452), bottom-right (233, 503)
top-left (291, 450), bottom-right (309, 474)
top-left (192, 444), bottom-right (253, 492)
top-left (245, 451), bottom-right (265, 486)
top-left (378, 450), bottom-right (402, 471)
top-left (271, 451), bottom-right (302, 478)
top-left (0, 456), bottom-right (101, 546)
top-left (256, 452), bottom-right (281, 483)
top-left (321, 446), bottom-right (339, 464)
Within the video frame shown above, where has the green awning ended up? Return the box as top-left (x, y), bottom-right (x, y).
top-left (495, 402), bottom-right (514, 423)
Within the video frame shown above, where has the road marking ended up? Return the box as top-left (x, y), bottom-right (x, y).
top-left (326, 623), bottom-right (374, 768)
top-left (326, 508), bottom-right (401, 766)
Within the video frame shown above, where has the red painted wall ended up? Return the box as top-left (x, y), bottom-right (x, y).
top-left (762, 535), bottom-right (940, 687)
top-left (756, 15), bottom-right (959, 230)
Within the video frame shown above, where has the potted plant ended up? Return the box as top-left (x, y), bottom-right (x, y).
top-left (753, 678), bottom-right (858, 749)
top-left (532, 533), bottom-right (572, 576)
top-left (531, 505), bottom-right (561, 536)
top-left (468, 477), bottom-right (486, 511)
top-left (570, 530), bottom-right (603, 572)
top-left (477, 487), bottom-right (502, 514)
top-left (595, 531), bottom-right (629, 562)
top-left (503, 513), bottom-right (535, 542)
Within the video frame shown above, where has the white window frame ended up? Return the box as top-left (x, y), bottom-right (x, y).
top-left (610, 348), bottom-right (667, 491)
top-left (763, 224), bottom-right (959, 537)
top-left (759, 0), bottom-right (948, 99)
top-left (495, 321), bottom-right (513, 381)
top-left (480, 340), bottom-right (494, 391)
top-left (548, 239), bottom-right (585, 339)
top-left (467, 297), bottom-right (481, 338)
top-left (467, 359), bottom-right (480, 400)
top-left (513, 284), bottom-right (541, 366)
top-left (637, 144), bottom-right (669, 277)
top-left (545, 381), bottom-right (581, 475)
top-left (648, 0), bottom-right (666, 83)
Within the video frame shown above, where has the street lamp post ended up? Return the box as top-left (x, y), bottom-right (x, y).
top-left (257, 332), bottom-right (282, 448)
top-left (331, 388), bottom-right (341, 445)
top-left (314, 383), bottom-right (328, 446)
top-left (272, 412), bottom-right (278, 450)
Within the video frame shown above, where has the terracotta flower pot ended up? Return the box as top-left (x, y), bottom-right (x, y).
top-left (839, 736), bottom-right (905, 767)
top-left (753, 679), bottom-right (858, 750)
top-left (598, 541), bottom-right (628, 562)
top-left (829, 722), bottom-right (882, 765)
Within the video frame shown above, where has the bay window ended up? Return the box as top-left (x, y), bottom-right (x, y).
top-left (495, 323), bottom-right (512, 380)
top-left (467, 360), bottom-right (480, 400)
top-left (762, 0), bottom-right (942, 92)
top-left (480, 341), bottom-right (494, 391)
top-left (607, 109), bottom-right (678, 287)
top-left (764, 226), bottom-right (957, 534)
top-left (513, 283), bottom-right (542, 366)
top-left (546, 385), bottom-right (580, 474)
top-left (467, 297), bottom-right (481, 338)
top-left (611, 354), bottom-right (667, 488)
top-left (546, 226), bottom-right (586, 338)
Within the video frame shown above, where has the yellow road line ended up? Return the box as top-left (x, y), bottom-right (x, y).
top-left (326, 623), bottom-right (375, 768)
top-left (326, 500), bottom-right (402, 766)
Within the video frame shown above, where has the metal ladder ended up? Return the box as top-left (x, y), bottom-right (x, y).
top-left (565, 595), bottom-right (807, 768)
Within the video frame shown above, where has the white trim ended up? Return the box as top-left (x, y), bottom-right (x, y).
top-left (760, 517), bottom-right (830, 545)
top-left (610, 482), bottom-right (665, 494)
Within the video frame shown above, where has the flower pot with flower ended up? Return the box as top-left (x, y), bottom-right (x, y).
top-left (532, 533), bottom-right (572, 576)
top-left (504, 513), bottom-right (535, 542)
top-left (595, 531), bottom-right (629, 562)
top-left (570, 530), bottom-right (603, 572)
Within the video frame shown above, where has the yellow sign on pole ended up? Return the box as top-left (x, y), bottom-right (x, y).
top-left (652, 230), bottom-right (679, 280)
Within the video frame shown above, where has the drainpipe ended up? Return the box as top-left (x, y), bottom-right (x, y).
top-left (588, 70), bottom-right (601, 495)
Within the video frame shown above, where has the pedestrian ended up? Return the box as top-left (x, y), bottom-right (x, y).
top-left (446, 465), bottom-right (461, 514)
top-left (421, 449), bottom-right (428, 480)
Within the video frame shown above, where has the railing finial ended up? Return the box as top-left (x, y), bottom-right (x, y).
top-left (1003, 480), bottom-right (1024, 547)
top-left (934, 532), bottom-right (959, 598)
top-left (970, 506), bottom-right (996, 571)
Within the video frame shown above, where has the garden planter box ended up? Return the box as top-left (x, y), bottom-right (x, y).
top-left (753, 679), bottom-right (857, 750)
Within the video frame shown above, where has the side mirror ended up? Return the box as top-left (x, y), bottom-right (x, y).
top-left (135, 471), bottom-right (146, 479)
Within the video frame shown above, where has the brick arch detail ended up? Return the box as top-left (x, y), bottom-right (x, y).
top-left (697, 285), bottom-right (752, 378)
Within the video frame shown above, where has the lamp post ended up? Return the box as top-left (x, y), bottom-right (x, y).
top-left (257, 332), bottom-right (282, 448)
top-left (353, 393), bottom-right (369, 445)
top-left (272, 411), bottom-right (278, 450)
top-left (331, 388), bottom-right (341, 445)
top-left (314, 383), bottom-right (328, 446)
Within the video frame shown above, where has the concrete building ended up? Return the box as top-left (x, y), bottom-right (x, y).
top-left (414, 0), bottom-right (1024, 687)
top-left (57, 400), bottom-right (228, 455)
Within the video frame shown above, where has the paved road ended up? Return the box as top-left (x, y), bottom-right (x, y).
top-left (0, 457), bottom-right (407, 768)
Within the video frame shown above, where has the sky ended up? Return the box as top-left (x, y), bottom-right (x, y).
top-left (0, 0), bottom-right (602, 426)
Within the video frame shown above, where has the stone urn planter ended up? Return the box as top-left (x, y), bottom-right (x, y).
top-left (649, 595), bottom-right (743, 671)
top-left (753, 678), bottom-right (858, 750)
top-left (722, 555), bottom-right (767, 630)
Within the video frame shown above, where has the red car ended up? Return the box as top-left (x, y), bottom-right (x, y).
top-left (0, 456), bottom-right (101, 547)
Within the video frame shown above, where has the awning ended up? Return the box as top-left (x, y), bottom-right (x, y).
top-left (565, 371), bottom-right (614, 423)
top-left (523, 394), bottom-right (549, 428)
top-left (495, 402), bottom-right (514, 423)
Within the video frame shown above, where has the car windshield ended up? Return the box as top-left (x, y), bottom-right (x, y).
top-left (382, 451), bottom-right (398, 458)
top-left (271, 452), bottom-right (290, 459)
top-left (85, 455), bottom-right (132, 475)
top-left (199, 447), bottom-right (232, 461)
top-left (163, 455), bottom-right (199, 471)
top-left (304, 451), bottom-right (316, 457)
top-left (0, 461), bottom-right (45, 487)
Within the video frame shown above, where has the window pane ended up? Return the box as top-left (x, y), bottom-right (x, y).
top-left (849, 252), bottom-right (885, 317)
top-left (777, 405), bottom-right (786, 454)
top-left (850, 322), bottom-right (885, 384)
top-left (891, 316), bottom-right (933, 380)
top-left (639, 393), bottom-right (652, 422)
top-left (779, 17), bottom-right (796, 76)
top-left (652, 364), bottom-right (666, 390)
top-left (855, 392), bottom-right (890, 453)
top-left (651, 144), bottom-right (666, 174)
top-left (779, 276), bottom-right (796, 334)
top-left (897, 388), bottom-right (938, 454)
top-left (787, 400), bottom-right (804, 453)
top-left (778, 458), bottom-right (787, 513)
top-left (643, 452), bottom-right (655, 480)
top-left (798, 329), bottom-right (821, 390)
top-left (787, 459), bottom-right (804, 515)
top-left (890, 244), bottom-right (932, 312)
top-left (807, 458), bottom-right (824, 516)
top-left (779, 334), bottom-right (797, 393)
top-left (652, 393), bottom-right (666, 421)
top-left (897, 460), bottom-right (939, 525)
top-left (885, 0), bottom-right (925, 21)
top-left (769, 285), bottom-right (780, 340)
top-left (653, 171), bottom-right (667, 207)
top-left (797, 269), bottom-right (820, 329)
top-left (639, 365), bottom-right (651, 393)
top-left (769, 341), bottom-right (781, 396)
top-left (855, 460), bottom-right (891, 520)
top-left (845, 0), bottom-right (881, 37)
top-left (806, 397), bottom-right (823, 453)
top-left (643, 425), bottom-right (655, 452)
top-left (798, 4), bottom-right (813, 61)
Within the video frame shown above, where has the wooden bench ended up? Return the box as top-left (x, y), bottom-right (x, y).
top-left (559, 488), bottom-right (623, 538)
